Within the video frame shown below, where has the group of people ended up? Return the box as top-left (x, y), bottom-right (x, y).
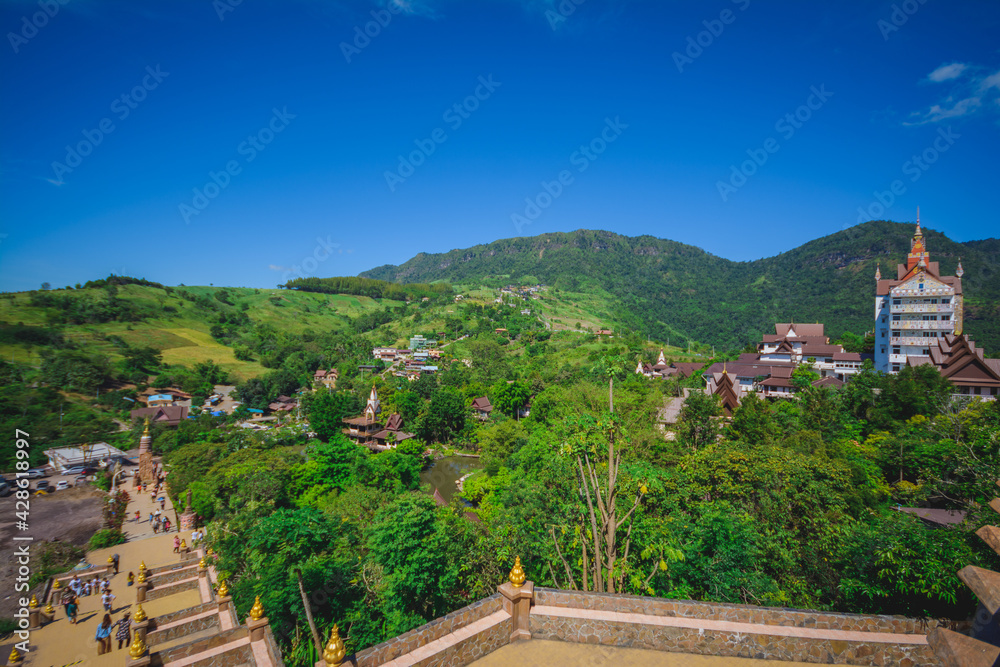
top-left (145, 510), bottom-right (171, 533)
top-left (66, 574), bottom-right (112, 600)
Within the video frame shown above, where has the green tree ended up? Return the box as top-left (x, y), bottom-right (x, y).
top-left (490, 380), bottom-right (532, 418)
top-left (677, 391), bottom-right (720, 450)
top-left (310, 392), bottom-right (361, 442)
top-left (417, 388), bottom-right (466, 444)
top-left (728, 392), bottom-right (777, 445)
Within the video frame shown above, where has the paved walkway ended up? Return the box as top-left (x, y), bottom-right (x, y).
top-left (22, 475), bottom-right (197, 667)
top-left (472, 640), bottom-right (813, 666)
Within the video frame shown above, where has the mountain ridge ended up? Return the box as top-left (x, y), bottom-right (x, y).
top-left (360, 221), bottom-right (1000, 351)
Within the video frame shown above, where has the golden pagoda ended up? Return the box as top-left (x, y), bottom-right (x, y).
top-left (322, 624), bottom-right (347, 666)
top-left (133, 604), bottom-right (147, 623)
top-left (129, 632), bottom-right (148, 659)
top-left (509, 556), bottom-right (525, 588)
top-left (249, 596), bottom-right (264, 620)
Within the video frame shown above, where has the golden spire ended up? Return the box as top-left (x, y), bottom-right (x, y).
top-left (875, 263), bottom-right (881, 282)
top-left (129, 632), bottom-right (148, 659)
top-left (508, 556), bottom-right (525, 588)
top-left (137, 569), bottom-right (146, 584)
top-left (198, 556), bottom-right (207, 569)
top-left (217, 579), bottom-right (229, 598)
top-left (956, 258), bottom-right (964, 278)
top-left (8, 648), bottom-right (21, 664)
top-left (52, 578), bottom-right (62, 589)
top-left (133, 604), bottom-right (147, 622)
top-left (44, 601), bottom-right (55, 615)
top-left (29, 595), bottom-right (39, 609)
top-left (322, 624), bottom-right (347, 667)
top-left (249, 595), bottom-right (265, 620)
top-left (140, 560), bottom-right (147, 572)
top-left (143, 418), bottom-right (150, 437)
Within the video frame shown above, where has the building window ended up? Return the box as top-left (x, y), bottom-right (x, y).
top-left (942, 298), bottom-right (951, 304)
top-left (942, 315), bottom-right (951, 321)
top-left (892, 330), bottom-right (901, 337)
top-left (880, 346), bottom-right (886, 354)
top-left (922, 348), bottom-right (930, 355)
top-left (892, 346), bottom-right (900, 354)
top-left (892, 315), bottom-right (900, 321)
top-left (881, 331), bottom-right (887, 338)
top-left (919, 283), bottom-right (924, 289)
top-left (892, 299), bottom-right (901, 305)
top-left (892, 364), bottom-right (900, 372)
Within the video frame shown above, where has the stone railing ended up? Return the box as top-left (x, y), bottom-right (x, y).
top-left (890, 303), bottom-right (954, 314)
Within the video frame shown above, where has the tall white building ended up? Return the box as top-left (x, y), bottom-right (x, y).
top-left (874, 218), bottom-right (964, 373)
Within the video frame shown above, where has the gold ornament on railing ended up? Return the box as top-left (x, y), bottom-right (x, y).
top-left (28, 595), bottom-right (39, 609)
top-left (139, 561), bottom-right (147, 572)
top-left (198, 556), bottom-right (207, 569)
top-left (44, 602), bottom-right (55, 615)
top-left (107, 556), bottom-right (115, 565)
top-left (52, 578), bottom-right (62, 590)
top-left (249, 596), bottom-right (264, 621)
top-left (322, 624), bottom-right (347, 666)
top-left (216, 579), bottom-right (229, 598)
top-left (133, 604), bottom-right (147, 622)
top-left (136, 569), bottom-right (146, 584)
top-left (509, 556), bottom-right (526, 588)
top-left (129, 632), bottom-right (148, 659)
top-left (8, 648), bottom-right (21, 664)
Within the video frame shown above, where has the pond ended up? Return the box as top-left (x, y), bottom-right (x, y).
top-left (420, 455), bottom-right (483, 504)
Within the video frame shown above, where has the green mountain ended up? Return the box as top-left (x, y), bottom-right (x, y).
top-left (361, 221), bottom-right (1000, 352)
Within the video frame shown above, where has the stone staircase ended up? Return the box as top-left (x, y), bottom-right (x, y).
top-left (928, 481), bottom-right (1000, 666)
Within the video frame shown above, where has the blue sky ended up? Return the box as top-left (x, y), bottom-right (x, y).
top-left (1, 0), bottom-right (998, 291)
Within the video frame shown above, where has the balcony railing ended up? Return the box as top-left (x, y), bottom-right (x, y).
top-left (890, 320), bottom-right (955, 330)
top-left (890, 337), bottom-right (935, 346)
top-left (890, 303), bottom-right (954, 314)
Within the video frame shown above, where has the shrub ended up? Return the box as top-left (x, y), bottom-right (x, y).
top-left (89, 529), bottom-right (126, 550)
top-left (29, 540), bottom-right (86, 586)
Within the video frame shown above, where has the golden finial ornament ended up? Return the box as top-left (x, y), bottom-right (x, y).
top-left (133, 604), bottom-right (147, 622)
top-left (52, 578), bottom-right (62, 589)
top-left (216, 579), bottom-right (229, 598)
top-left (140, 560), bottom-right (147, 572)
top-left (322, 624), bottom-right (347, 666)
top-left (107, 555), bottom-right (115, 565)
top-left (129, 632), bottom-right (148, 659)
top-left (143, 418), bottom-right (150, 437)
top-left (198, 556), bottom-right (207, 569)
top-left (8, 648), bottom-right (21, 664)
top-left (28, 595), bottom-right (39, 609)
top-left (508, 556), bottom-right (526, 588)
top-left (44, 602), bottom-right (55, 615)
top-left (136, 569), bottom-right (146, 584)
top-left (249, 595), bottom-right (264, 621)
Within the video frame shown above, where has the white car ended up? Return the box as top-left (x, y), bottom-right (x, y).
top-left (55, 480), bottom-right (70, 491)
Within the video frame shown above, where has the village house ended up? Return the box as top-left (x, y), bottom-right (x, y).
top-left (471, 396), bottom-right (493, 420)
top-left (130, 405), bottom-right (190, 427)
top-left (907, 333), bottom-right (1000, 399)
top-left (312, 368), bottom-right (338, 390)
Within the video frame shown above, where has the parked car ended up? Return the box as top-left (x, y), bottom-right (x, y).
top-left (74, 476), bottom-right (89, 486)
top-left (55, 480), bottom-right (70, 491)
top-left (25, 468), bottom-right (49, 479)
top-left (34, 480), bottom-right (51, 493)
top-left (0, 481), bottom-right (12, 497)
top-left (60, 465), bottom-right (96, 476)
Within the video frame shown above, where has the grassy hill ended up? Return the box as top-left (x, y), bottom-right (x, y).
top-left (0, 284), bottom-right (399, 381)
top-left (362, 221), bottom-right (1000, 352)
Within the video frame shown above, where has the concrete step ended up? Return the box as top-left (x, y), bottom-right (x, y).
top-left (958, 565), bottom-right (1000, 615)
top-left (978, 525), bottom-right (1000, 557)
top-left (927, 627), bottom-right (1000, 667)
top-left (989, 497), bottom-right (1000, 516)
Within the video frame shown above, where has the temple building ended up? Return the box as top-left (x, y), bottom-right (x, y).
top-left (875, 215), bottom-right (964, 373)
top-left (907, 333), bottom-right (1000, 399)
top-left (342, 386), bottom-right (416, 449)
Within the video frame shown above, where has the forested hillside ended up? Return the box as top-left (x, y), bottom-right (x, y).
top-left (362, 221), bottom-right (1000, 352)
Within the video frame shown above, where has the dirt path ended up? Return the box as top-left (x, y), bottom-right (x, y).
top-left (0, 486), bottom-right (104, 617)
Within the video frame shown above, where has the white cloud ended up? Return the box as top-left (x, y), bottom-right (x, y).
top-left (907, 63), bottom-right (1000, 124)
top-left (926, 62), bottom-right (968, 83)
top-left (268, 264), bottom-right (289, 271)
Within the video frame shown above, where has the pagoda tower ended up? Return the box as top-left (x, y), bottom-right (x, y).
top-left (874, 214), bottom-right (964, 373)
top-left (138, 418), bottom-right (154, 484)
